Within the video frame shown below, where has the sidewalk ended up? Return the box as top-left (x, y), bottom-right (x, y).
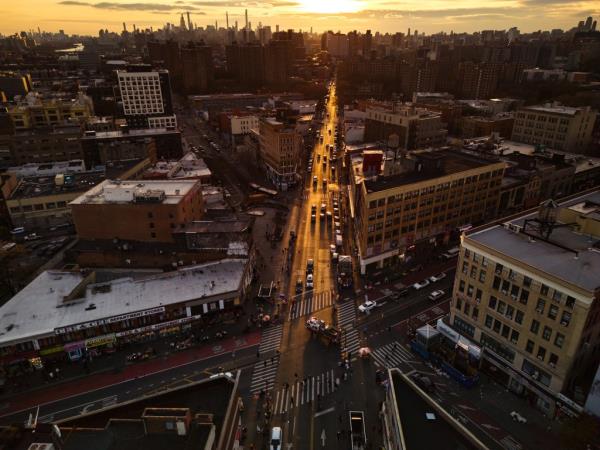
top-left (1, 330), bottom-right (261, 417)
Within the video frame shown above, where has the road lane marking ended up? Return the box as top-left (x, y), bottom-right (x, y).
top-left (314, 406), bottom-right (335, 418)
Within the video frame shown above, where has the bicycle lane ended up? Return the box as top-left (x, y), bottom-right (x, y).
top-left (1, 330), bottom-right (261, 418)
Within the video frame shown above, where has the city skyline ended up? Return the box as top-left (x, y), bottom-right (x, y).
top-left (2, 0), bottom-right (600, 36)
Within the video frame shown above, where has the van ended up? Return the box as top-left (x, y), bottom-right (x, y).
top-left (441, 247), bottom-right (460, 260)
top-left (270, 426), bottom-right (282, 450)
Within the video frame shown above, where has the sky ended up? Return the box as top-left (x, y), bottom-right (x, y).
top-left (2, 0), bottom-right (599, 36)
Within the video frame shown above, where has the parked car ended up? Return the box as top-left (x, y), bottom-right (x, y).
top-left (358, 300), bottom-right (377, 313)
top-left (412, 280), bottom-right (430, 290)
top-left (391, 288), bottom-right (409, 300)
top-left (410, 372), bottom-right (435, 393)
top-left (306, 259), bottom-right (314, 274)
top-left (429, 272), bottom-right (447, 283)
top-left (428, 290), bottom-right (445, 301)
top-left (296, 278), bottom-right (303, 293)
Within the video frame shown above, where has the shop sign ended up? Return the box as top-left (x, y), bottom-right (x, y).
top-left (63, 340), bottom-right (85, 351)
top-left (39, 345), bottom-right (64, 356)
top-left (85, 333), bottom-right (116, 348)
top-left (55, 307), bottom-right (165, 334)
top-left (115, 315), bottom-right (202, 338)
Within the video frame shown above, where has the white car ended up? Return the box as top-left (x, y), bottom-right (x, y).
top-left (429, 272), bottom-right (447, 283)
top-left (510, 411), bottom-right (527, 424)
top-left (329, 244), bottom-right (336, 254)
top-left (306, 274), bottom-right (314, 289)
top-left (412, 280), bottom-right (431, 290)
top-left (358, 300), bottom-right (377, 313)
top-left (428, 290), bottom-right (445, 301)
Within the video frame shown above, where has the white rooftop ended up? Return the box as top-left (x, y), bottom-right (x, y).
top-left (71, 179), bottom-right (199, 205)
top-left (522, 104), bottom-right (584, 116)
top-left (0, 259), bottom-right (248, 346)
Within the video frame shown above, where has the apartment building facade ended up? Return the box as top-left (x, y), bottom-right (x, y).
top-left (511, 104), bottom-right (597, 154)
top-left (351, 150), bottom-right (505, 274)
top-left (449, 194), bottom-right (600, 416)
top-left (117, 70), bottom-right (176, 130)
top-left (7, 92), bottom-right (93, 130)
top-left (258, 116), bottom-right (302, 190)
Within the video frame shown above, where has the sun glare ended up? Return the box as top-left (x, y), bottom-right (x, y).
top-left (298, 0), bottom-right (363, 14)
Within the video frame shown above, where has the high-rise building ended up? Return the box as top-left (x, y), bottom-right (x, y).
top-left (364, 103), bottom-right (448, 150)
top-left (147, 39), bottom-right (182, 90)
top-left (448, 193), bottom-right (600, 416)
top-left (325, 32), bottom-right (349, 57)
top-left (226, 42), bottom-right (265, 88)
top-left (512, 104), bottom-right (597, 154)
top-left (350, 149), bottom-right (505, 273)
top-left (265, 39), bottom-right (293, 86)
top-left (181, 41), bottom-right (214, 94)
top-left (117, 69), bottom-right (176, 129)
top-left (457, 62), bottom-right (500, 100)
top-left (259, 113), bottom-right (303, 190)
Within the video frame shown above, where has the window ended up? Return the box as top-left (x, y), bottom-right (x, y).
top-left (149, 222), bottom-right (155, 229)
top-left (467, 285), bottom-right (474, 296)
top-left (495, 263), bottom-right (503, 274)
top-left (541, 284), bottom-right (549, 296)
top-left (519, 290), bottom-right (529, 304)
top-left (530, 319), bottom-right (540, 334)
top-left (561, 311), bottom-right (571, 327)
top-left (515, 310), bottom-right (524, 324)
top-left (479, 270), bottom-right (486, 283)
top-left (510, 329), bottom-right (520, 344)
top-left (549, 353), bottom-right (558, 367)
top-left (498, 301), bottom-right (506, 314)
top-left (523, 276), bottom-right (532, 288)
top-left (565, 296), bottom-right (575, 309)
top-left (506, 305), bottom-right (514, 320)
top-left (456, 298), bottom-right (463, 310)
top-left (548, 305), bottom-right (558, 320)
top-left (147, 212), bottom-right (154, 218)
top-left (462, 261), bottom-right (469, 274)
top-left (501, 280), bottom-right (510, 294)
top-left (493, 276), bottom-right (501, 290)
top-left (526, 340), bottom-right (534, 353)
top-left (481, 256), bottom-right (488, 267)
top-left (475, 289), bottom-right (482, 302)
top-left (464, 303), bottom-right (471, 315)
top-left (542, 326), bottom-right (552, 341)
top-left (554, 333), bottom-right (564, 348)
top-left (470, 266), bottom-right (477, 279)
top-left (489, 296), bottom-right (497, 309)
top-left (459, 280), bottom-right (465, 292)
top-left (493, 320), bottom-right (501, 333)
top-left (536, 298), bottom-right (546, 314)
top-left (472, 307), bottom-right (479, 320)
top-left (150, 232), bottom-right (156, 238)
top-left (537, 346), bottom-right (546, 361)
top-left (501, 324), bottom-right (510, 338)
top-left (485, 315), bottom-right (493, 328)
top-left (552, 290), bottom-right (563, 303)
top-left (510, 284), bottom-right (520, 299)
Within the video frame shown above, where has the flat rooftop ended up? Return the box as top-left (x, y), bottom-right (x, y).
top-left (521, 104), bottom-right (586, 116)
top-left (9, 170), bottom-right (106, 200)
top-left (365, 150), bottom-right (498, 193)
top-left (82, 127), bottom-right (179, 140)
top-left (392, 371), bottom-right (479, 450)
top-left (467, 191), bottom-right (600, 293)
top-left (0, 259), bottom-right (247, 346)
top-left (70, 179), bottom-right (199, 205)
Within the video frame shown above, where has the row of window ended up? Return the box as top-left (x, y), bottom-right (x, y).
top-left (10, 201), bottom-right (68, 214)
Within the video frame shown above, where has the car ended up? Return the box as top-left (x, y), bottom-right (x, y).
top-left (326, 211), bottom-right (332, 221)
top-left (510, 411), bottom-right (527, 424)
top-left (320, 212), bottom-right (325, 221)
top-left (24, 233), bottom-right (42, 241)
top-left (317, 154), bottom-right (321, 161)
top-left (313, 176), bottom-right (318, 185)
top-left (410, 372), bottom-right (435, 393)
top-left (428, 290), bottom-right (445, 301)
top-left (312, 204), bottom-right (317, 212)
top-left (429, 272), bottom-right (447, 283)
top-left (358, 300), bottom-right (377, 313)
top-left (412, 280), bottom-right (430, 290)
top-left (391, 288), bottom-right (409, 300)
top-left (322, 179), bottom-right (327, 188)
top-left (322, 161), bottom-right (327, 168)
top-left (306, 274), bottom-right (314, 289)
top-left (329, 244), bottom-right (336, 254)
top-left (296, 278), bottom-right (303, 293)
top-left (306, 259), bottom-right (314, 274)
top-left (270, 426), bottom-right (282, 450)
top-left (10, 227), bottom-right (25, 235)
top-left (320, 203), bottom-right (326, 212)
top-left (311, 213), bottom-right (316, 223)
top-left (332, 252), bottom-right (339, 262)
top-left (209, 371), bottom-right (233, 379)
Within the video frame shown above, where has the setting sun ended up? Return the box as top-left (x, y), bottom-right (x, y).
top-left (298, 0), bottom-right (364, 14)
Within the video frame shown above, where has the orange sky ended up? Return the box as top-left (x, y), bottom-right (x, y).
top-left (2, 0), bottom-right (599, 35)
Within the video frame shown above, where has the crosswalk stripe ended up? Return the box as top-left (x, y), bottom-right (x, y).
top-left (371, 341), bottom-right (417, 368)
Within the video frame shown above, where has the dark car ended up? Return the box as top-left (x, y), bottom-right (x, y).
top-left (410, 373), bottom-right (435, 393)
top-left (391, 288), bottom-right (409, 300)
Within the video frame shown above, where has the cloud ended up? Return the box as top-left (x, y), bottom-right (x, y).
top-left (58, 1), bottom-right (202, 11)
top-left (191, 0), bottom-right (299, 6)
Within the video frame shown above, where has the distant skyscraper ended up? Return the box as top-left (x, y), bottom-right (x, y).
top-left (180, 14), bottom-right (186, 30)
top-left (187, 12), bottom-right (192, 31)
top-left (181, 42), bottom-right (214, 94)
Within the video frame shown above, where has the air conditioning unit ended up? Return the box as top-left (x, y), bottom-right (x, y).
top-left (549, 362), bottom-right (556, 368)
top-left (561, 321), bottom-right (568, 327)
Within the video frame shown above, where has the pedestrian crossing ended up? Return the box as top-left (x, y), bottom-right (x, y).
top-left (249, 324), bottom-right (283, 394)
top-left (289, 290), bottom-right (335, 320)
top-left (371, 341), bottom-right (417, 368)
top-left (337, 301), bottom-right (361, 357)
top-left (272, 369), bottom-right (338, 415)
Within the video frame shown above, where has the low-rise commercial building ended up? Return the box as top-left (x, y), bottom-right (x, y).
top-left (364, 103), bottom-right (447, 150)
top-left (6, 92), bottom-right (93, 130)
top-left (460, 114), bottom-right (514, 139)
top-left (350, 149), bottom-right (505, 274)
top-left (71, 179), bottom-right (204, 243)
top-left (449, 193), bottom-right (600, 416)
top-left (142, 153), bottom-right (212, 184)
top-left (512, 104), bottom-right (597, 154)
top-left (0, 258), bottom-right (252, 368)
